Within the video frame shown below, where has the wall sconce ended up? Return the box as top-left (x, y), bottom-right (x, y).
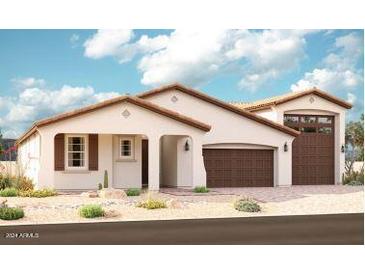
top-left (184, 140), bottom-right (190, 151)
top-left (341, 144), bottom-right (345, 153)
top-left (284, 142), bottom-right (288, 152)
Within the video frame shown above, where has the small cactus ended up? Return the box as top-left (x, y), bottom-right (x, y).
top-left (103, 170), bottom-right (109, 189)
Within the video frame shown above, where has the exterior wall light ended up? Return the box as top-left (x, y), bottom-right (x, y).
top-left (284, 142), bottom-right (288, 152)
top-left (341, 144), bottom-right (345, 153)
top-left (184, 140), bottom-right (190, 151)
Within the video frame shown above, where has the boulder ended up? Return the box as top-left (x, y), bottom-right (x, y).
top-left (80, 191), bottom-right (98, 198)
top-left (98, 189), bottom-right (127, 199)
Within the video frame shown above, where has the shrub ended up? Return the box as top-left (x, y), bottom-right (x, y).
top-left (193, 186), bottom-right (209, 193)
top-left (0, 175), bottom-right (14, 190)
top-left (0, 187), bottom-right (18, 197)
top-left (103, 170), bottom-right (109, 188)
top-left (14, 176), bottom-right (34, 191)
top-left (18, 188), bottom-right (57, 198)
top-left (234, 197), bottom-right (261, 212)
top-left (98, 183), bottom-right (103, 190)
top-left (79, 204), bottom-right (105, 218)
top-left (137, 198), bottom-right (167, 209)
top-left (126, 188), bottom-right (140, 196)
top-left (0, 207), bottom-right (24, 220)
top-left (347, 180), bottom-right (364, 186)
top-left (343, 169), bottom-right (364, 186)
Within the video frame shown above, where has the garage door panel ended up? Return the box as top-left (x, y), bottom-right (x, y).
top-left (203, 149), bottom-right (273, 187)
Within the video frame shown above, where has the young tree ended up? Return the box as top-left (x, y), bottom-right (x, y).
top-left (345, 113), bottom-right (364, 164)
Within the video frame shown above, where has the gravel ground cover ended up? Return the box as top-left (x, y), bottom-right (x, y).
top-left (0, 185), bottom-right (363, 225)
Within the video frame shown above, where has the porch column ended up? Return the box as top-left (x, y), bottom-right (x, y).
top-left (148, 136), bottom-right (160, 191)
top-left (191, 137), bottom-right (206, 187)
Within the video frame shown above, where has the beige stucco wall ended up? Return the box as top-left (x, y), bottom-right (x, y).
top-left (17, 132), bottom-right (41, 187)
top-left (33, 101), bottom-right (206, 190)
top-left (145, 89), bottom-right (296, 186)
top-left (252, 94), bottom-right (347, 185)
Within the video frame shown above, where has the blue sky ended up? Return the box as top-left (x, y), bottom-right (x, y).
top-left (0, 29), bottom-right (363, 138)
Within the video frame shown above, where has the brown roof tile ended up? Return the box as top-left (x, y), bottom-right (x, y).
top-left (232, 87), bottom-right (353, 111)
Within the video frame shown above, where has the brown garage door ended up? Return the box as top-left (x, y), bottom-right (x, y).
top-left (203, 149), bottom-right (274, 187)
top-left (284, 114), bottom-right (335, 185)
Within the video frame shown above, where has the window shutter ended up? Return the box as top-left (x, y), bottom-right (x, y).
top-left (54, 134), bottom-right (65, 171)
top-left (88, 134), bottom-right (98, 171)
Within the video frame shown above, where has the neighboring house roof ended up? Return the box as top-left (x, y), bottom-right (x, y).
top-left (137, 83), bottom-right (300, 137)
top-left (16, 96), bottom-right (212, 145)
top-left (231, 87), bottom-right (353, 112)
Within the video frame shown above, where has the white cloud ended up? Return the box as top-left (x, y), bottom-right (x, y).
top-left (84, 29), bottom-right (134, 59)
top-left (11, 77), bottom-right (46, 89)
top-left (347, 92), bottom-right (357, 105)
top-left (0, 78), bottom-right (120, 138)
top-left (70, 34), bottom-right (80, 48)
top-left (291, 32), bottom-right (363, 93)
top-left (83, 29), bottom-right (318, 90)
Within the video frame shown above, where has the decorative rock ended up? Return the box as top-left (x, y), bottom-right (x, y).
top-left (166, 199), bottom-right (184, 209)
top-left (98, 189), bottom-right (127, 199)
top-left (80, 191), bottom-right (99, 198)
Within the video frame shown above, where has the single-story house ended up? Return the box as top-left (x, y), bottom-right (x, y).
top-left (16, 83), bottom-right (352, 191)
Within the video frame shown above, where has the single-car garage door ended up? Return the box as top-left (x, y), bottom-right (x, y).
top-left (284, 114), bottom-right (335, 185)
top-left (203, 149), bottom-right (274, 187)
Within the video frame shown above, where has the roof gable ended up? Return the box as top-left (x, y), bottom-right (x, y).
top-left (16, 95), bottom-right (211, 145)
top-left (138, 83), bottom-right (299, 137)
top-left (233, 88), bottom-right (352, 112)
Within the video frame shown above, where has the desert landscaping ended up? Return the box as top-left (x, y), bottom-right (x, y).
top-left (0, 185), bottom-right (363, 225)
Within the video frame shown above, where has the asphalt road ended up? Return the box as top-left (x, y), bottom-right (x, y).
top-left (0, 213), bottom-right (363, 244)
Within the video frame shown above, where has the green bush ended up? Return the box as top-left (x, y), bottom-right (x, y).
top-left (193, 186), bottom-right (209, 193)
top-left (18, 188), bottom-right (57, 198)
top-left (137, 198), bottom-right (167, 209)
top-left (234, 198), bottom-right (261, 212)
top-left (347, 180), bottom-right (364, 186)
top-left (126, 188), bottom-right (140, 196)
top-left (0, 207), bottom-right (24, 220)
top-left (343, 169), bottom-right (364, 186)
top-left (0, 187), bottom-right (18, 197)
top-left (79, 204), bottom-right (105, 218)
top-left (0, 175), bottom-right (14, 190)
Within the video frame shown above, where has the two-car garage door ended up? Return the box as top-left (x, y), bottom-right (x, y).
top-left (203, 149), bottom-right (274, 187)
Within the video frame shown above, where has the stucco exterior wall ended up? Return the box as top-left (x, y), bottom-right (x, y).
top-left (17, 132), bottom-right (41, 187)
top-left (113, 135), bottom-right (142, 189)
top-left (35, 101), bottom-right (206, 190)
top-left (252, 94), bottom-right (347, 184)
top-left (145, 89), bottom-right (295, 186)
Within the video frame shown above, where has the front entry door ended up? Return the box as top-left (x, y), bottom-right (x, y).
top-left (142, 139), bottom-right (149, 186)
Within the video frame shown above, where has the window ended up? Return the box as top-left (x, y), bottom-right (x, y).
top-left (318, 127), bottom-right (332, 134)
top-left (284, 115), bottom-right (299, 123)
top-left (300, 127), bottom-right (316, 133)
top-left (66, 135), bottom-right (87, 169)
top-left (318, 117), bottom-right (332, 124)
top-left (119, 137), bottom-right (134, 159)
top-left (300, 116), bottom-right (316, 123)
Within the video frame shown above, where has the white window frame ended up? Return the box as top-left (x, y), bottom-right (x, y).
top-left (119, 136), bottom-right (134, 160)
top-left (65, 134), bottom-right (88, 170)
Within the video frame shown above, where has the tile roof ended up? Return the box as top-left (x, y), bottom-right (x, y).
top-left (231, 87), bottom-right (352, 111)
